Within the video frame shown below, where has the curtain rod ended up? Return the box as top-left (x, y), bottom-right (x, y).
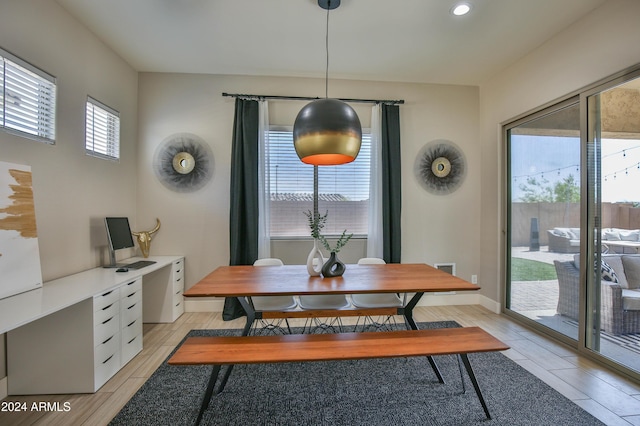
top-left (222, 92), bottom-right (404, 105)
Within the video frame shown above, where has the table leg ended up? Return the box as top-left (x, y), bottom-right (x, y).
top-left (400, 292), bottom-right (445, 384)
top-left (236, 296), bottom-right (256, 336)
top-left (402, 291), bottom-right (423, 330)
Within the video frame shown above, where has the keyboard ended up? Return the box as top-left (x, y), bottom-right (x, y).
top-left (125, 260), bottom-right (157, 270)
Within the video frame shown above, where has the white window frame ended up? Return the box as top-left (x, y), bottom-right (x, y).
top-left (85, 96), bottom-right (120, 161)
top-left (0, 47), bottom-right (57, 144)
top-left (266, 126), bottom-right (371, 239)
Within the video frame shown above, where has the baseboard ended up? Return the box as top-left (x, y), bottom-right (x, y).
top-left (478, 294), bottom-right (502, 314)
top-left (184, 297), bottom-right (225, 312)
top-left (415, 292), bottom-right (481, 307)
top-left (185, 293), bottom-right (498, 313)
top-left (0, 376), bottom-right (7, 400)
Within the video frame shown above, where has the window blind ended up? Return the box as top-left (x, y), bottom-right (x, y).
top-left (86, 97), bottom-right (120, 160)
top-left (0, 48), bottom-right (56, 144)
top-left (267, 128), bottom-right (371, 238)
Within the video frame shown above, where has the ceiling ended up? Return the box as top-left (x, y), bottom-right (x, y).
top-left (56, 0), bottom-right (608, 86)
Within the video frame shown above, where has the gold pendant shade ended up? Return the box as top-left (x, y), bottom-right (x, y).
top-left (293, 98), bottom-right (362, 166)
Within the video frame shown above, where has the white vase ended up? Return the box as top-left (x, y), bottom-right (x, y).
top-left (306, 239), bottom-right (324, 276)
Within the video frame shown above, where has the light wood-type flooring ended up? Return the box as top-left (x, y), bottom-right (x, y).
top-left (1, 305), bottom-right (639, 425)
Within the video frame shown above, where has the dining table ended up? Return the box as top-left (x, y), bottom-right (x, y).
top-left (184, 262), bottom-right (481, 390)
top-left (184, 262), bottom-right (480, 333)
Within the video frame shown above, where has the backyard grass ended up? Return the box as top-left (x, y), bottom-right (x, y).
top-left (511, 257), bottom-right (558, 281)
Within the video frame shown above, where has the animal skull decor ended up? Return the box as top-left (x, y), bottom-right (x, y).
top-left (131, 218), bottom-right (161, 258)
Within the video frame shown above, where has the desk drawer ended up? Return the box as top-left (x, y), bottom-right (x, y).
top-left (94, 314), bottom-right (120, 347)
top-left (94, 330), bottom-right (120, 365)
top-left (120, 278), bottom-right (142, 298)
top-left (173, 294), bottom-right (184, 317)
top-left (121, 332), bottom-right (142, 365)
top-left (122, 299), bottom-right (142, 324)
top-left (94, 289), bottom-right (119, 311)
top-left (94, 335), bottom-right (121, 389)
top-left (121, 286), bottom-right (142, 310)
top-left (173, 274), bottom-right (184, 292)
top-left (172, 258), bottom-right (184, 273)
top-left (94, 300), bottom-right (120, 327)
top-left (122, 316), bottom-right (142, 341)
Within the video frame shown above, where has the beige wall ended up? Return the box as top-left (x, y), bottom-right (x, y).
top-left (137, 73), bottom-right (482, 292)
top-left (3, 0), bottom-right (639, 393)
top-left (0, 1), bottom-right (137, 383)
top-left (479, 0), bottom-right (640, 306)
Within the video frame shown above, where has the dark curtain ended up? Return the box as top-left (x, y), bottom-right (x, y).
top-left (223, 98), bottom-right (259, 320)
top-left (381, 104), bottom-right (402, 263)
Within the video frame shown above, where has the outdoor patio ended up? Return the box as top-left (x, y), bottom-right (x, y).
top-left (510, 246), bottom-right (640, 372)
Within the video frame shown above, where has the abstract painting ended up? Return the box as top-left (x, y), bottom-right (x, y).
top-left (0, 161), bottom-right (43, 299)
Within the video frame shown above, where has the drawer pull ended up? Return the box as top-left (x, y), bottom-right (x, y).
top-left (127, 320), bottom-right (136, 327)
top-left (128, 336), bottom-right (137, 344)
top-left (102, 303), bottom-right (113, 311)
top-left (101, 290), bottom-right (114, 297)
top-left (102, 316), bottom-right (113, 325)
top-left (102, 355), bottom-right (114, 365)
top-left (126, 292), bottom-right (136, 298)
top-left (176, 277), bottom-right (182, 282)
top-left (102, 335), bottom-right (113, 345)
top-left (127, 303), bottom-right (137, 310)
top-left (126, 280), bottom-right (136, 286)
top-left (176, 302), bottom-right (181, 307)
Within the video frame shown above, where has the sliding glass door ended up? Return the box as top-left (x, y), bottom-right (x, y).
top-left (506, 69), bottom-right (640, 378)
top-left (506, 100), bottom-right (581, 341)
top-left (585, 75), bottom-right (640, 374)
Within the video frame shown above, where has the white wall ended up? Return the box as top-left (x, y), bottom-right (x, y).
top-left (0, 0), bottom-right (137, 385)
top-left (479, 0), bottom-right (640, 306)
top-left (136, 73), bottom-right (482, 293)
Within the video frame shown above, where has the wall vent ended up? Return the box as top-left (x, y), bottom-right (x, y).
top-left (433, 263), bottom-right (456, 295)
top-left (434, 262), bottom-right (456, 275)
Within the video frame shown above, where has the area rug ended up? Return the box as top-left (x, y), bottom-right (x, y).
top-left (110, 321), bottom-right (604, 426)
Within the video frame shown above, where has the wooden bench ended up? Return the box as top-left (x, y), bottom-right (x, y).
top-left (169, 327), bottom-right (509, 425)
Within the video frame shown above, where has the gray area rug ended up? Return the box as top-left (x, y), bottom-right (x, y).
top-left (110, 321), bottom-right (604, 426)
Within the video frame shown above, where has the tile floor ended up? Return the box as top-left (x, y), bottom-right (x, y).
top-left (1, 305), bottom-right (640, 425)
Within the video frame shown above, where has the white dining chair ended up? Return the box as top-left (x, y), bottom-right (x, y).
top-left (298, 258), bottom-right (350, 333)
top-left (250, 258), bottom-right (297, 334)
top-left (351, 257), bottom-right (404, 331)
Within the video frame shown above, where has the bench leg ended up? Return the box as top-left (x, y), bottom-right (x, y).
top-left (195, 365), bottom-right (222, 426)
top-left (217, 364), bottom-right (234, 394)
top-left (459, 354), bottom-right (491, 420)
top-left (425, 356), bottom-right (445, 384)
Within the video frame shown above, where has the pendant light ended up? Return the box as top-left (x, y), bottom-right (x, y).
top-left (293, 0), bottom-right (362, 166)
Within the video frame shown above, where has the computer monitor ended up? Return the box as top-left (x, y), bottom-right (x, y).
top-left (104, 217), bottom-right (135, 268)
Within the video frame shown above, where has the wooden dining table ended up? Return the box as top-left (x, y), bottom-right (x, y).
top-left (184, 262), bottom-right (482, 395)
top-left (184, 262), bottom-right (481, 334)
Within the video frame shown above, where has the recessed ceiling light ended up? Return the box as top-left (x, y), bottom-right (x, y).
top-left (451, 3), bottom-right (471, 16)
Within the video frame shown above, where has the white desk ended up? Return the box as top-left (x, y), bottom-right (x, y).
top-left (1, 255), bottom-right (184, 395)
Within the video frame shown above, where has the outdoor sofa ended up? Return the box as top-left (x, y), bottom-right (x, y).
top-left (554, 254), bottom-right (640, 335)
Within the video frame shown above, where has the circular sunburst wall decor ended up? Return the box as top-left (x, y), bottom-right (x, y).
top-left (154, 133), bottom-right (214, 192)
top-left (414, 140), bottom-right (466, 195)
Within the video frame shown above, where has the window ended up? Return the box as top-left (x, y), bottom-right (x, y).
top-left (85, 97), bottom-right (120, 160)
top-left (267, 128), bottom-right (371, 237)
top-left (0, 47), bottom-right (56, 144)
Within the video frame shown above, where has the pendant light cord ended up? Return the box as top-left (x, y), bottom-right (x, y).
top-left (325, 1), bottom-right (330, 99)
